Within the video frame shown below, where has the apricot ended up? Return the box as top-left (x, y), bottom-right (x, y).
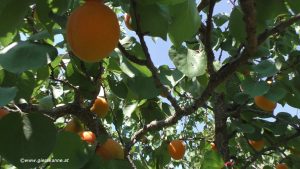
top-left (79, 131), bottom-right (96, 144)
top-left (248, 139), bottom-right (265, 151)
top-left (64, 118), bottom-right (83, 133)
top-left (276, 163), bottom-right (288, 169)
top-left (211, 142), bottom-right (217, 151)
top-left (90, 97), bottom-right (109, 118)
top-left (0, 108), bottom-right (9, 119)
top-left (124, 13), bottom-right (133, 30)
top-left (254, 96), bottom-right (277, 112)
top-left (168, 140), bottom-right (185, 160)
top-left (66, 0), bottom-right (120, 62)
top-left (96, 138), bottom-right (124, 160)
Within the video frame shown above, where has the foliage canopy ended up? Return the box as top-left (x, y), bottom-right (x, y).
top-left (0, 0), bottom-right (300, 168)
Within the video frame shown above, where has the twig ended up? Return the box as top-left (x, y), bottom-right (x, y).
top-left (258, 13), bottom-right (300, 45)
top-left (117, 43), bottom-right (147, 65)
top-left (241, 131), bottom-right (300, 168)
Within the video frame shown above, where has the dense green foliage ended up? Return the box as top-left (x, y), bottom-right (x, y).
top-left (0, 0), bottom-right (300, 168)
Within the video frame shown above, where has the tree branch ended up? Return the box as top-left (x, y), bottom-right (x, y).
top-left (258, 13), bottom-right (300, 45)
top-left (213, 94), bottom-right (230, 161)
top-left (125, 1), bottom-right (300, 158)
top-left (125, 0), bottom-right (186, 154)
top-left (242, 131), bottom-right (300, 168)
top-left (19, 103), bottom-right (108, 137)
top-left (117, 43), bottom-right (147, 65)
top-left (197, 0), bottom-right (210, 12)
top-left (205, 0), bottom-right (216, 75)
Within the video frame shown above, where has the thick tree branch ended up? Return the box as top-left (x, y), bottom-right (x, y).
top-left (19, 103), bottom-right (108, 137)
top-left (213, 94), bottom-right (230, 161)
top-left (205, 0), bottom-right (216, 75)
top-left (240, 0), bottom-right (257, 56)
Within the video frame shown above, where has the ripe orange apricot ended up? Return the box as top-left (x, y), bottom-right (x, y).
top-left (64, 118), bottom-right (83, 133)
top-left (211, 142), bottom-right (217, 151)
top-left (96, 138), bottom-right (124, 160)
top-left (90, 97), bottom-right (109, 118)
top-left (254, 96), bottom-right (277, 112)
top-left (248, 139), bottom-right (265, 151)
top-left (66, 0), bottom-right (120, 62)
top-left (124, 13), bottom-right (133, 30)
top-left (276, 163), bottom-right (288, 169)
top-left (79, 131), bottom-right (96, 144)
top-left (168, 140), bottom-right (185, 160)
top-left (0, 108), bottom-right (9, 119)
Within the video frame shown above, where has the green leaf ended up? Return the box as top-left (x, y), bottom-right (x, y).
top-left (288, 137), bottom-right (300, 151)
top-left (113, 109), bottom-right (124, 129)
top-left (131, 3), bottom-right (169, 39)
top-left (179, 77), bottom-right (205, 97)
top-left (158, 65), bottom-right (184, 87)
top-left (0, 42), bottom-right (57, 74)
top-left (120, 37), bottom-right (146, 61)
top-left (120, 56), bottom-right (151, 78)
top-left (38, 96), bottom-right (54, 111)
top-left (107, 74), bottom-right (128, 99)
top-left (201, 151), bottom-right (224, 169)
top-left (36, 0), bottom-right (53, 32)
top-left (229, 7), bottom-right (246, 42)
top-left (51, 0), bottom-right (71, 15)
top-left (233, 93), bottom-right (250, 105)
top-left (82, 151), bottom-right (133, 169)
top-left (36, 66), bottom-right (50, 81)
top-left (252, 60), bottom-right (278, 77)
top-left (154, 142), bottom-right (171, 168)
top-left (15, 71), bottom-right (36, 102)
top-left (66, 60), bottom-right (97, 99)
top-left (213, 13), bottom-right (229, 27)
top-left (232, 121), bottom-right (255, 134)
top-left (264, 83), bottom-right (287, 102)
top-left (255, 0), bottom-right (287, 27)
top-left (0, 0), bottom-right (32, 36)
top-left (51, 131), bottom-right (91, 169)
top-left (0, 87), bottom-right (17, 106)
top-left (241, 78), bottom-right (270, 97)
top-left (168, 0), bottom-right (201, 46)
top-left (169, 45), bottom-right (207, 78)
top-left (0, 32), bottom-right (16, 47)
top-left (285, 92), bottom-right (300, 109)
top-left (140, 100), bottom-right (168, 124)
top-left (0, 112), bottom-right (57, 168)
top-left (125, 75), bottom-right (160, 99)
top-left (286, 0), bottom-right (300, 13)
top-left (123, 101), bottom-right (139, 118)
top-left (258, 120), bottom-right (288, 135)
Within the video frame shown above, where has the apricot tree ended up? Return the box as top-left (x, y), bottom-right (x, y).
top-left (0, 0), bottom-right (300, 168)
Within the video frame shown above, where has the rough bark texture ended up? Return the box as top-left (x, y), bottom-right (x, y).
top-left (213, 94), bottom-right (229, 161)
